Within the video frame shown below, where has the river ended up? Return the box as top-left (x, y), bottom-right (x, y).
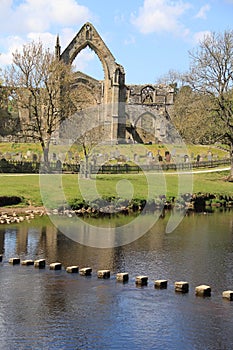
top-left (0, 208), bottom-right (233, 349)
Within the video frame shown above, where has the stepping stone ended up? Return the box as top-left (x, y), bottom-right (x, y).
top-left (9, 258), bottom-right (20, 265)
top-left (175, 281), bottom-right (189, 293)
top-left (116, 272), bottom-right (129, 282)
top-left (21, 260), bottom-right (34, 266)
top-left (34, 259), bottom-right (46, 268)
top-left (154, 279), bottom-right (168, 289)
top-left (49, 262), bottom-right (62, 270)
top-left (66, 266), bottom-right (79, 273)
top-left (135, 275), bottom-right (148, 286)
top-left (97, 270), bottom-right (110, 279)
top-left (222, 290), bottom-right (233, 301)
top-left (79, 267), bottom-right (92, 276)
top-left (195, 284), bottom-right (211, 297)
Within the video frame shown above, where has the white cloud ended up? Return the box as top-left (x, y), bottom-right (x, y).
top-left (0, 0), bottom-right (93, 68)
top-left (27, 32), bottom-right (57, 49)
top-left (131, 0), bottom-right (192, 36)
top-left (193, 30), bottom-right (211, 44)
top-left (0, 0), bottom-right (92, 34)
top-left (0, 35), bottom-right (25, 66)
top-left (0, 0), bottom-right (11, 15)
top-left (195, 4), bottom-right (210, 19)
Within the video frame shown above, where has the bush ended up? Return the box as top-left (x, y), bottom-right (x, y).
top-left (69, 198), bottom-right (87, 210)
top-left (0, 196), bottom-right (23, 207)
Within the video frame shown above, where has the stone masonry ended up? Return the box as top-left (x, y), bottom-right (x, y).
top-left (56, 22), bottom-right (175, 144)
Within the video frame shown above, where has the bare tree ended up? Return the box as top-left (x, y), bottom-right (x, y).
top-left (4, 41), bottom-right (75, 165)
top-left (157, 69), bottom-right (185, 93)
top-left (188, 30), bottom-right (233, 178)
top-left (60, 107), bottom-right (105, 178)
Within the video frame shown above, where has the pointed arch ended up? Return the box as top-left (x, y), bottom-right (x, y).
top-left (59, 22), bottom-right (126, 142)
top-left (134, 111), bottom-right (157, 127)
top-left (133, 111), bottom-right (158, 144)
top-left (60, 22), bottom-right (124, 81)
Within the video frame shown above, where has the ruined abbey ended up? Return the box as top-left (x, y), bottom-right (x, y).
top-left (0, 22), bottom-right (175, 144)
top-left (57, 22), bottom-right (175, 144)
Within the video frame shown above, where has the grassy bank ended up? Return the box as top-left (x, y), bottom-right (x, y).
top-left (0, 170), bottom-right (232, 208)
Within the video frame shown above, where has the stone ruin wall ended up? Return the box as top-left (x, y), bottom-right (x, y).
top-left (124, 84), bottom-right (175, 143)
top-left (71, 71), bottom-right (103, 111)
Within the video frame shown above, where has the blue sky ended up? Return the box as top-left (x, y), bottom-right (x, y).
top-left (0, 0), bottom-right (232, 84)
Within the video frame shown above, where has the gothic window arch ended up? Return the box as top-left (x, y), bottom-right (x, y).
top-left (141, 86), bottom-right (154, 104)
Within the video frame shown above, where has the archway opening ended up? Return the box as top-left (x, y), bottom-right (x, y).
top-left (135, 113), bottom-right (157, 144)
top-left (72, 46), bottom-right (104, 80)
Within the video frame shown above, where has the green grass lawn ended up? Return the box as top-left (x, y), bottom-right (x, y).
top-left (0, 170), bottom-right (232, 208)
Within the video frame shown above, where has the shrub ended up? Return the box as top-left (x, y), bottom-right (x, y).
top-left (0, 196), bottom-right (23, 207)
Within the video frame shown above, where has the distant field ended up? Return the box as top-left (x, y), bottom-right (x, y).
top-left (0, 170), bottom-right (232, 208)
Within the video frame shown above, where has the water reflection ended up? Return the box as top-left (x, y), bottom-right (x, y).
top-left (1, 209), bottom-right (233, 280)
top-left (0, 210), bottom-right (233, 349)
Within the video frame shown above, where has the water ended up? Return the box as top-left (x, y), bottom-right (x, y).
top-left (0, 209), bottom-right (233, 349)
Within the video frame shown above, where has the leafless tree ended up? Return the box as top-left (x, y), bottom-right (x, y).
top-left (187, 30), bottom-right (233, 178)
top-left (60, 107), bottom-right (105, 178)
top-left (4, 41), bottom-right (75, 165)
top-left (157, 69), bottom-right (185, 93)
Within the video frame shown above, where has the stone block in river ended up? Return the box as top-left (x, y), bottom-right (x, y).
top-left (116, 272), bottom-right (129, 282)
top-left (34, 259), bottom-right (46, 268)
top-left (135, 275), bottom-right (148, 286)
top-left (79, 267), bottom-right (92, 276)
top-left (9, 257), bottom-right (20, 265)
top-left (21, 259), bottom-right (34, 266)
top-left (222, 290), bottom-right (233, 301)
top-left (154, 279), bottom-right (168, 289)
top-left (195, 284), bottom-right (211, 297)
top-left (97, 270), bottom-right (110, 279)
top-left (49, 262), bottom-right (62, 270)
top-left (175, 281), bottom-right (189, 293)
top-left (66, 266), bottom-right (79, 273)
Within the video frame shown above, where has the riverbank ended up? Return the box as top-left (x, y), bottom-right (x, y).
top-left (0, 206), bottom-right (46, 224)
top-left (0, 192), bottom-right (232, 224)
top-left (0, 168), bottom-right (232, 224)
top-left (0, 170), bottom-right (232, 207)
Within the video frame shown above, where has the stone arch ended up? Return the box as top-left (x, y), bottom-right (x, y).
top-left (134, 111), bottom-right (156, 128)
top-left (59, 22), bottom-right (126, 141)
top-left (60, 22), bottom-right (124, 92)
top-left (134, 112), bottom-right (157, 143)
top-left (125, 105), bottom-right (166, 143)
